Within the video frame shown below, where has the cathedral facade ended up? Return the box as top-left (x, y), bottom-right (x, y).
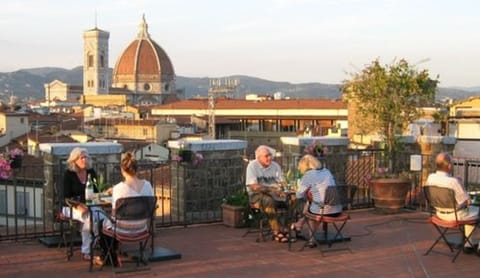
top-left (46, 15), bottom-right (176, 106)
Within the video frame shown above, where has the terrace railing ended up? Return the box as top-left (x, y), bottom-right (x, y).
top-left (1, 151), bottom-right (479, 241)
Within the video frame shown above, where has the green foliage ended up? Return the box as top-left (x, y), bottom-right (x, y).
top-left (94, 174), bottom-right (109, 192)
top-left (223, 189), bottom-right (249, 207)
top-left (342, 58), bottom-right (438, 171)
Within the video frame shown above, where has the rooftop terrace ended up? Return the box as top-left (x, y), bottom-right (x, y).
top-left (2, 209), bottom-right (480, 277)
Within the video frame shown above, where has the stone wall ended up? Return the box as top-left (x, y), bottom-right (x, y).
top-left (280, 136), bottom-right (350, 185)
top-left (167, 139), bottom-right (247, 224)
top-left (39, 142), bottom-right (123, 228)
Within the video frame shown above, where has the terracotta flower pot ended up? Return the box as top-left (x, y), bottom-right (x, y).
top-left (221, 204), bottom-right (246, 228)
top-left (371, 178), bottom-right (411, 214)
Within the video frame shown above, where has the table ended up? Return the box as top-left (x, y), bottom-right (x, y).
top-left (86, 197), bottom-right (112, 272)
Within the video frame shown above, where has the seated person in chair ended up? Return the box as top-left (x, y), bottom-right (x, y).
top-left (424, 152), bottom-right (479, 255)
top-left (294, 154), bottom-right (341, 247)
top-left (62, 147), bottom-right (100, 261)
top-left (245, 145), bottom-right (288, 242)
top-left (100, 152), bottom-right (155, 266)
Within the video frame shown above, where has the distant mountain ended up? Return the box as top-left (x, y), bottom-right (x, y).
top-left (176, 75), bottom-right (341, 99)
top-left (0, 66), bottom-right (478, 102)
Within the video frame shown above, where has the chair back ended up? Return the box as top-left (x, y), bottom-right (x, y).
top-left (114, 196), bottom-right (157, 220)
top-left (423, 185), bottom-right (456, 210)
top-left (325, 185), bottom-right (352, 207)
top-left (423, 185), bottom-right (460, 222)
top-left (306, 185), bottom-right (352, 207)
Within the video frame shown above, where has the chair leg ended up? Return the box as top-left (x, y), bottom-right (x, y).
top-left (300, 219), bottom-right (318, 251)
top-left (242, 209), bottom-right (270, 242)
top-left (327, 221), bottom-right (352, 254)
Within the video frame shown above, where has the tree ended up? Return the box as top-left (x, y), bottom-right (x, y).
top-left (342, 58), bottom-right (438, 172)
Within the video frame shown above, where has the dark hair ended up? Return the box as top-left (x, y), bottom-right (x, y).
top-left (121, 152), bottom-right (137, 176)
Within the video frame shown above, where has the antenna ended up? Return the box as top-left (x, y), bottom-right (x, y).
top-left (207, 77), bottom-right (240, 139)
top-left (94, 9), bottom-right (98, 28)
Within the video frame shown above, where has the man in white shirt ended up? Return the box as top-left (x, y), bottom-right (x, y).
top-left (424, 152), bottom-right (479, 254)
top-left (245, 145), bottom-right (287, 242)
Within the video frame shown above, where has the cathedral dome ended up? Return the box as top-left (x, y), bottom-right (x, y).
top-left (112, 15), bottom-right (175, 94)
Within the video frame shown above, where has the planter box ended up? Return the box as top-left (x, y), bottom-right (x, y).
top-left (221, 204), bottom-right (246, 228)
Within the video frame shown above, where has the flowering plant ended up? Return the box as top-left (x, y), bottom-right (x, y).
top-left (0, 147), bottom-right (24, 179)
top-left (364, 167), bottom-right (410, 184)
top-left (304, 140), bottom-right (328, 159)
top-left (173, 149), bottom-right (204, 167)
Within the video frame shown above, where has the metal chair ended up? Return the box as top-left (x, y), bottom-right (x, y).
top-left (423, 185), bottom-right (479, 262)
top-left (242, 204), bottom-right (271, 242)
top-left (53, 180), bottom-right (82, 261)
top-left (302, 185), bottom-right (352, 255)
top-left (242, 191), bottom-right (290, 242)
top-left (98, 196), bottom-right (157, 270)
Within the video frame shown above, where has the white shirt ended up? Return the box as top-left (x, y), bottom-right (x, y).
top-left (424, 171), bottom-right (470, 207)
top-left (245, 160), bottom-right (284, 192)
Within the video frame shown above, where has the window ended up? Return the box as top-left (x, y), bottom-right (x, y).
top-left (100, 55), bottom-right (104, 67)
top-left (88, 55), bottom-right (94, 67)
top-left (16, 191), bottom-right (30, 216)
top-left (143, 128), bottom-right (148, 136)
top-left (0, 190), bottom-right (6, 215)
top-left (144, 83), bottom-right (151, 91)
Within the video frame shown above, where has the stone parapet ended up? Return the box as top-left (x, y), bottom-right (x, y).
top-left (39, 142), bottom-right (123, 228)
top-left (280, 136), bottom-right (350, 185)
top-left (167, 139), bottom-right (247, 224)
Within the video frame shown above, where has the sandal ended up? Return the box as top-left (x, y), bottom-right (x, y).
top-left (290, 224), bottom-right (305, 240)
top-left (93, 256), bottom-right (104, 266)
top-left (306, 240), bottom-right (317, 248)
top-left (82, 254), bottom-right (104, 266)
top-left (273, 232), bottom-right (288, 243)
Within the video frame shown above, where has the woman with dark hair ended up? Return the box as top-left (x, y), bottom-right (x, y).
top-left (100, 152), bottom-right (154, 266)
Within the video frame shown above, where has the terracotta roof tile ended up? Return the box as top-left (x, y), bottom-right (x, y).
top-left (153, 98), bottom-right (346, 110)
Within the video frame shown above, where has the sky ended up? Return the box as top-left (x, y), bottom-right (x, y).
top-left (1, 0), bottom-right (479, 87)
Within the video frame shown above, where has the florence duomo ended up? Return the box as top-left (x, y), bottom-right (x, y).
top-left (46, 14), bottom-right (177, 106)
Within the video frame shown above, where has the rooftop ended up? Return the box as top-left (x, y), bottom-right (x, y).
top-left (2, 209), bottom-right (479, 277)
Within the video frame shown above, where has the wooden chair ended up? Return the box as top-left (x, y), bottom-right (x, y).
top-left (423, 185), bottom-right (479, 262)
top-left (302, 185), bottom-right (352, 255)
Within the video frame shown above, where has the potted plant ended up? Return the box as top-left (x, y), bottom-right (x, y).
top-left (364, 168), bottom-right (412, 213)
top-left (0, 147), bottom-right (24, 179)
top-left (342, 59), bottom-right (438, 213)
top-left (221, 189), bottom-right (249, 228)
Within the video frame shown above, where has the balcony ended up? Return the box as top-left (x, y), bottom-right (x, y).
top-left (1, 209), bottom-right (479, 276)
top-left (1, 140), bottom-right (480, 275)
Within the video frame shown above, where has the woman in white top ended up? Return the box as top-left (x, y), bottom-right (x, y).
top-left (110, 152), bottom-right (154, 210)
top-left (100, 152), bottom-right (154, 266)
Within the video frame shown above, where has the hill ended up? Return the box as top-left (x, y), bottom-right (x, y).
top-left (0, 67), bottom-right (479, 102)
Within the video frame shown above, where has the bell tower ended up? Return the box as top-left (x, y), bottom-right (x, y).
top-left (83, 26), bottom-right (110, 95)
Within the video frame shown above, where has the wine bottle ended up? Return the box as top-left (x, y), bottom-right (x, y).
top-left (85, 173), bottom-right (94, 205)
